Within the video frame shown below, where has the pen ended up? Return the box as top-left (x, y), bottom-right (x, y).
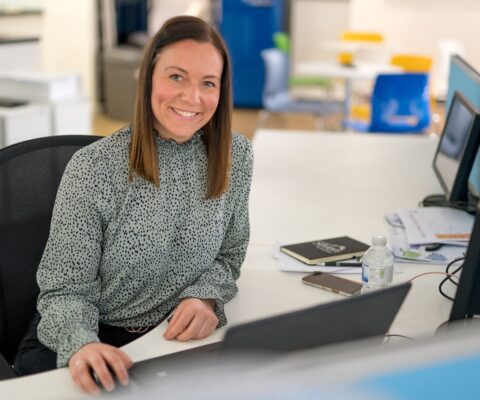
top-left (425, 243), bottom-right (443, 251)
top-left (315, 262), bottom-right (363, 267)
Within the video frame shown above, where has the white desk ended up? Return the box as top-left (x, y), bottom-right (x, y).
top-left (0, 129), bottom-right (452, 399)
top-left (296, 61), bottom-right (400, 121)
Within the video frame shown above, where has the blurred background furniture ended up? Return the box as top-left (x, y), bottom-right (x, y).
top-left (345, 73), bottom-right (431, 134)
top-left (390, 54), bottom-right (433, 73)
top-left (337, 31), bottom-right (385, 66)
top-left (350, 54), bottom-right (434, 123)
top-left (0, 135), bottom-right (101, 377)
top-left (0, 72), bottom-right (91, 148)
top-left (296, 59), bottom-right (400, 125)
top-left (259, 48), bottom-right (342, 129)
top-left (217, 0), bottom-right (285, 108)
top-left (273, 31), bottom-right (333, 93)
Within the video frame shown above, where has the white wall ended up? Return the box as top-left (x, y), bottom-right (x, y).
top-left (349, 0), bottom-right (480, 95)
top-left (291, 0), bottom-right (350, 66)
top-left (41, 0), bottom-right (97, 104)
top-left (292, 0), bottom-right (480, 97)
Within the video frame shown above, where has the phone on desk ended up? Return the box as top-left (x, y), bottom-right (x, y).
top-left (302, 272), bottom-right (362, 297)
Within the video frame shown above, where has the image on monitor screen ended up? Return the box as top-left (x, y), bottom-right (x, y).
top-left (449, 205), bottom-right (480, 322)
top-left (446, 56), bottom-right (480, 198)
top-left (432, 91), bottom-right (480, 203)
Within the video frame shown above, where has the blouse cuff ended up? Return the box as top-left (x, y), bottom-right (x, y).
top-left (178, 286), bottom-right (228, 328)
top-left (55, 326), bottom-right (100, 368)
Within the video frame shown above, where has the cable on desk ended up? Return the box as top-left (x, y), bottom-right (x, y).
top-left (407, 271), bottom-right (459, 284)
top-left (405, 258), bottom-right (464, 301)
top-left (438, 257), bottom-right (465, 301)
top-left (444, 257), bottom-right (465, 285)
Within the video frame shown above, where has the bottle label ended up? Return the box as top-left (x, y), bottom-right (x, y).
top-left (362, 263), bottom-right (392, 288)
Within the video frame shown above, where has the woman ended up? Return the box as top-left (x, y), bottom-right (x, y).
top-left (14, 15), bottom-right (253, 395)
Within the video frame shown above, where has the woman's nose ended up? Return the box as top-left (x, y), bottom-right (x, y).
top-left (181, 84), bottom-right (200, 104)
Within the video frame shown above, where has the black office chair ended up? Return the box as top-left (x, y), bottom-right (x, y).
top-left (0, 135), bottom-right (102, 379)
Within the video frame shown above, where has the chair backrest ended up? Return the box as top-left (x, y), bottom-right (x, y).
top-left (390, 54), bottom-right (433, 73)
top-left (370, 73), bottom-right (431, 133)
top-left (0, 135), bottom-right (102, 364)
top-left (273, 32), bottom-right (291, 54)
top-left (260, 48), bottom-right (290, 98)
top-left (340, 31), bottom-right (384, 43)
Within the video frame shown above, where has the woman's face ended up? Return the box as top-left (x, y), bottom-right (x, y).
top-left (151, 39), bottom-right (223, 143)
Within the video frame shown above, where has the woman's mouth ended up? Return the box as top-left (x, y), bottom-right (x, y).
top-left (172, 107), bottom-right (199, 118)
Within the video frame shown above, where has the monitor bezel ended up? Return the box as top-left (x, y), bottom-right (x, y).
top-left (432, 91), bottom-right (480, 202)
top-left (449, 206), bottom-right (480, 321)
top-left (446, 55), bottom-right (480, 112)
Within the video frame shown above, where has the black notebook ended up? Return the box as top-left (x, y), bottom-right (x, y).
top-left (280, 236), bottom-right (369, 265)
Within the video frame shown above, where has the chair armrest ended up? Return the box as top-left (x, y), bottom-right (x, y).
top-left (0, 352), bottom-right (17, 380)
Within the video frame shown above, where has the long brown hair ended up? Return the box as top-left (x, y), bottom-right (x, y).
top-left (129, 15), bottom-right (232, 199)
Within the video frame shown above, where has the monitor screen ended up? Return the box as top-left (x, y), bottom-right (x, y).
top-left (449, 206), bottom-right (480, 321)
top-left (446, 55), bottom-right (480, 198)
top-left (433, 92), bottom-right (480, 202)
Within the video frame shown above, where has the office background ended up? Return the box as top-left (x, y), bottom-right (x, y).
top-left (2, 1), bottom-right (480, 398)
top-left (1, 0), bottom-right (479, 139)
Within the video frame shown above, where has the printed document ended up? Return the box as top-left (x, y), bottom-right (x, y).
top-left (395, 207), bottom-right (474, 246)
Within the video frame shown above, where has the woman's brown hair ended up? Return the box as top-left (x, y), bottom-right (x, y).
top-left (129, 15), bottom-right (232, 198)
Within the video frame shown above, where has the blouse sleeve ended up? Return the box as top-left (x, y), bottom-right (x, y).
top-left (179, 136), bottom-right (254, 326)
top-left (36, 148), bottom-right (114, 368)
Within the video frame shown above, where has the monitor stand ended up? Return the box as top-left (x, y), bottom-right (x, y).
top-left (435, 316), bottom-right (480, 334)
top-left (420, 193), bottom-right (477, 214)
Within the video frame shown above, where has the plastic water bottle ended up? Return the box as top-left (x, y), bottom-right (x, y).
top-left (361, 234), bottom-right (394, 292)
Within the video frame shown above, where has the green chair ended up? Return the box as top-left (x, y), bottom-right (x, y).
top-left (259, 48), bottom-right (342, 130)
top-left (272, 32), bottom-right (332, 89)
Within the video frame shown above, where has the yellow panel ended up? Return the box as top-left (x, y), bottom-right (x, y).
top-left (341, 31), bottom-right (384, 43)
top-left (390, 54), bottom-right (433, 72)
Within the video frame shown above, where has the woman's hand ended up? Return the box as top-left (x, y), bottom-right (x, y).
top-left (68, 343), bottom-right (132, 396)
top-left (164, 298), bottom-right (219, 341)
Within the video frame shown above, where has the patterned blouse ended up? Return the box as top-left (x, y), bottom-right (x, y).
top-left (36, 126), bottom-right (253, 367)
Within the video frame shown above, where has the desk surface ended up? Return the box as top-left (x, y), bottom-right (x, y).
top-left (1, 129), bottom-right (452, 399)
top-left (295, 61), bottom-right (401, 80)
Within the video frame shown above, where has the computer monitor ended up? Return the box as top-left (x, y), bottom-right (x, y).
top-left (446, 55), bottom-right (480, 198)
top-left (449, 205), bottom-right (480, 321)
top-left (432, 92), bottom-right (480, 202)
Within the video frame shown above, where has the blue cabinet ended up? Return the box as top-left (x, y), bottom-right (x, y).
top-left (218, 0), bottom-right (284, 108)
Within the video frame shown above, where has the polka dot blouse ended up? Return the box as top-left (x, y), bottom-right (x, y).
top-left (36, 126), bottom-right (253, 367)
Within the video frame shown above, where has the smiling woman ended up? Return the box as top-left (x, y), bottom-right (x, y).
top-left (13, 16), bottom-right (253, 396)
top-left (150, 40), bottom-right (223, 144)
top-left (131, 16), bottom-right (234, 197)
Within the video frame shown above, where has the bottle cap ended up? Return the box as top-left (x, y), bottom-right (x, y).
top-left (371, 234), bottom-right (387, 246)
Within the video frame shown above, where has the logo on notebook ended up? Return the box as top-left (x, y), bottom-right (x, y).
top-left (313, 241), bottom-right (346, 254)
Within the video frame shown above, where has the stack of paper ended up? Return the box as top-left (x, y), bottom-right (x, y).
top-left (396, 208), bottom-right (473, 246)
top-left (0, 103), bottom-right (51, 147)
top-left (386, 207), bottom-right (473, 264)
top-left (51, 96), bottom-right (91, 135)
top-left (0, 72), bottom-right (81, 102)
top-left (0, 72), bottom-right (92, 146)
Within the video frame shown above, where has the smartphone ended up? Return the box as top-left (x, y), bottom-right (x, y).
top-left (302, 272), bottom-right (362, 297)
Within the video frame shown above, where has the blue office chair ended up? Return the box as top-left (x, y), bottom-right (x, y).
top-left (346, 73), bottom-right (431, 134)
top-left (259, 48), bottom-right (342, 129)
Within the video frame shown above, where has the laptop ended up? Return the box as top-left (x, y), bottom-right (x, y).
top-left (128, 282), bottom-right (411, 386)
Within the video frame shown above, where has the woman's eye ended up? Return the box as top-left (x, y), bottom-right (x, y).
top-left (169, 74), bottom-right (182, 81)
top-left (204, 81), bottom-right (216, 88)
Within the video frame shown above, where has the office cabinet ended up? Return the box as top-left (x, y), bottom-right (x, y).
top-left (217, 0), bottom-right (284, 108)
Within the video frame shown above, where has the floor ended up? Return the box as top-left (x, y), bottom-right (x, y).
top-left (92, 104), bottom-right (446, 141)
top-left (91, 109), bottom-right (320, 141)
